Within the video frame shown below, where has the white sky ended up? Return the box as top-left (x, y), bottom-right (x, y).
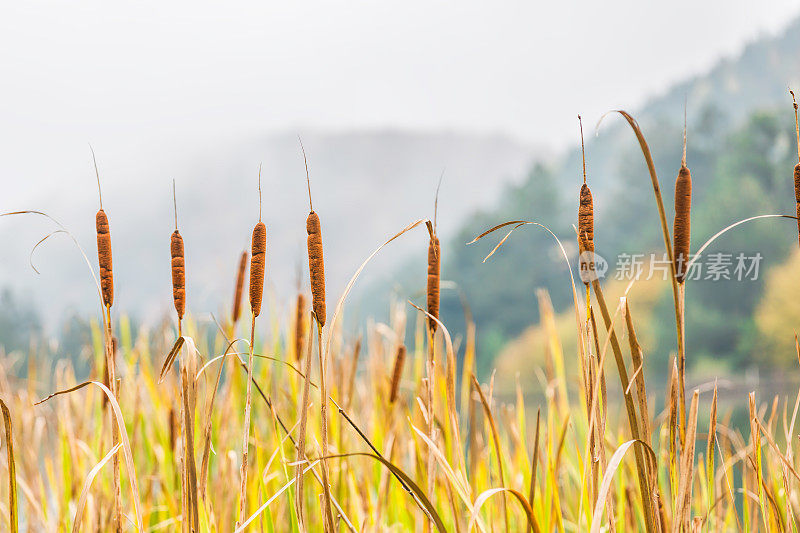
top-left (2, 1), bottom-right (798, 159)
top-left (1, 1), bottom-right (799, 324)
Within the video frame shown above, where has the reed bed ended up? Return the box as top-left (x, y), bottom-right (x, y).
top-left (2, 107), bottom-right (800, 533)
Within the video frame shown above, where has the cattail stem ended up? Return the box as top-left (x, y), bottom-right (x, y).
top-left (237, 311), bottom-right (257, 527)
top-left (102, 305), bottom-right (122, 533)
top-left (425, 331), bottom-right (436, 533)
top-left (316, 320), bottom-right (335, 533)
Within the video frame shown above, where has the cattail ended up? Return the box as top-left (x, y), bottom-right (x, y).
top-left (673, 168), bottom-right (692, 283)
top-left (389, 344), bottom-right (407, 404)
top-left (673, 107), bottom-right (692, 283)
top-left (426, 222), bottom-right (440, 333)
top-left (249, 222), bottom-right (266, 317)
top-left (306, 212), bottom-right (326, 326)
top-left (232, 251), bottom-right (248, 323)
top-left (795, 163), bottom-right (800, 247)
top-left (92, 148), bottom-right (114, 308)
top-left (294, 293), bottom-right (306, 361)
top-left (170, 180), bottom-right (185, 319)
top-left (170, 231), bottom-right (185, 319)
top-left (577, 116), bottom-right (594, 281)
top-left (301, 141), bottom-right (327, 327)
top-left (96, 210), bottom-right (114, 308)
top-left (791, 91), bottom-right (800, 248)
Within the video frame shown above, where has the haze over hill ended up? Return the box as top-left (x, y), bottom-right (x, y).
top-left (432, 15), bottom-right (800, 374)
top-left (0, 131), bottom-right (539, 326)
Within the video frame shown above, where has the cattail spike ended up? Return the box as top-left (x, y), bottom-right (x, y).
top-left (170, 230), bottom-right (185, 319)
top-left (257, 163), bottom-right (263, 222)
top-left (170, 181), bottom-right (186, 319)
top-left (232, 251), bottom-right (248, 324)
top-left (682, 96), bottom-right (688, 168)
top-left (577, 116), bottom-right (594, 285)
top-left (673, 165), bottom-right (692, 282)
top-left (89, 144), bottom-right (102, 209)
top-left (426, 220), bottom-right (441, 332)
top-left (172, 179), bottom-right (178, 231)
top-left (306, 212), bottom-right (326, 326)
top-left (96, 209), bottom-right (113, 308)
top-left (389, 344), bottom-right (407, 404)
top-left (302, 143), bottom-right (326, 327)
top-left (578, 115), bottom-right (587, 185)
top-left (249, 222), bottom-right (267, 317)
top-left (791, 89), bottom-right (800, 164)
top-left (299, 136), bottom-right (313, 212)
top-left (294, 293), bottom-right (307, 361)
top-left (434, 169), bottom-right (445, 233)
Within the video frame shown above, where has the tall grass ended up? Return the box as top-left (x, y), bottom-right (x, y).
top-left (3, 108), bottom-right (800, 532)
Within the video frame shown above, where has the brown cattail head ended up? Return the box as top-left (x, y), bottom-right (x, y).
top-left (794, 163), bottom-right (800, 248)
top-left (577, 183), bottom-right (595, 285)
top-left (249, 222), bottom-right (266, 317)
top-left (389, 344), bottom-right (407, 404)
top-left (577, 115), bottom-right (595, 284)
top-left (426, 221), bottom-right (441, 332)
top-left (232, 251), bottom-right (248, 323)
top-left (673, 165), bottom-right (693, 282)
top-left (96, 209), bottom-right (114, 307)
top-left (306, 212), bottom-right (326, 327)
top-left (170, 230), bottom-right (186, 319)
top-left (791, 90), bottom-right (800, 247)
top-left (294, 292), bottom-right (306, 361)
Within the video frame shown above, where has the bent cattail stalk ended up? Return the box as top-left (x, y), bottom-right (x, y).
top-left (249, 222), bottom-right (266, 317)
top-left (389, 344), bottom-right (407, 404)
top-left (791, 90), bottom-right (800, 248)
top-left (232, 251), bottom-right (248, 324)
top-left (577, 115), bottom-right (594, 283)
top-left (426, 221), bottom-right (440, 333)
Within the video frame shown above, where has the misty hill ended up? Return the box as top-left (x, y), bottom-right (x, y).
top-left (0, 130), bottom-right (540, 329)
top-left (428, 16), bottom-right (800, 374)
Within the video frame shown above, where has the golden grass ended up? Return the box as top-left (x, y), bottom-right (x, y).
top-left (4, 108), bottom-right (800, 532)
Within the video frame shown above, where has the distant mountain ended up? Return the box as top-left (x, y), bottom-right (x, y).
top-left (435, 16), bottom-right (800, 371)
top-left (0, 130), bottom-right (541, 328)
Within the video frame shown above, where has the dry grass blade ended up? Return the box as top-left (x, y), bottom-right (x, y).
top-left (591, 279), bottom-right (656, 531)
top-left (590, 439), bottom-right (657, 533)
top-left (469, 487), bottom-right (541, 533)
top-left (470, 373), bottom-right (509, 533)
top-left (1, 211), bottom-right (103, 303)
top-left (324, 218), bottom-right (428, 360)
top-left (675, 390), bottom-right (700, 531)
top-left (0, 400), bottom-right (17, 533)
top-left (158, 336), bottom-right (185, 383)
top-left (34, 381), bottom-right (143, 531)
top-left (528, 408), bottom-right (540, 507)
top-left (72, 443), bottom-right (121, 533)
top-left (321, 453), bottom-right (447, 533)
top-left (235, 460), bottom-right (321, 533)
top-left (686, 214), bottom-right (797, 271)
